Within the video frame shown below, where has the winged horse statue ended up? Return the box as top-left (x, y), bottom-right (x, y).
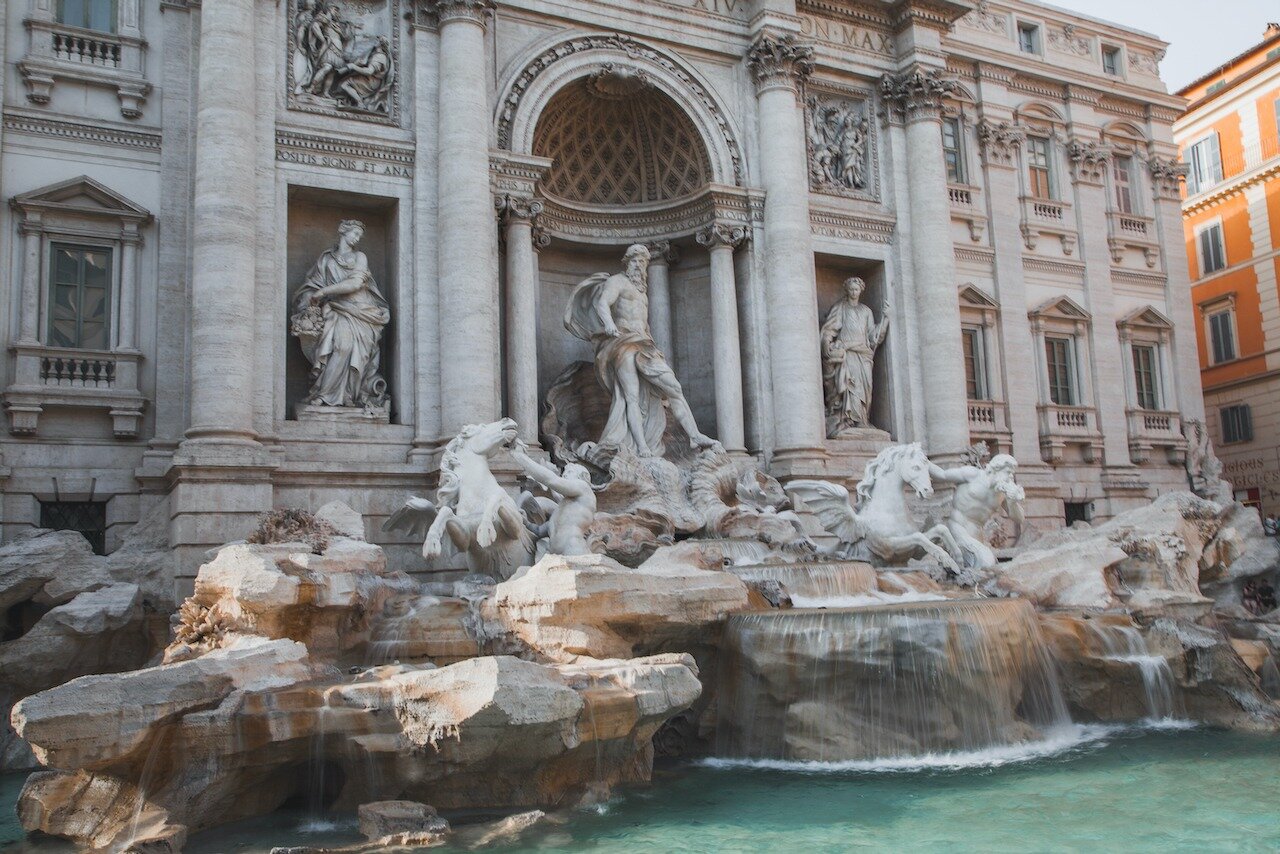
top-left (383, 418), bottom-right (535, 579)
top-left (787, 443), bottom-right (962, 574)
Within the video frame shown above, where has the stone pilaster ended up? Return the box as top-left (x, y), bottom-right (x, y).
top-left (644, 241), bottom-right (678, 362)
top-left (1148, 156), bottom-right (1205, 421)
top-left (696, 223), bottom-right (749, 454)
top-left (747, 32), bottom-right (826, 472)
top-left (497, 194), bottom-right (543, 445)
top-left (880, 67), bottom-right (970, 459)
top-left (433, 0), bottom-right (501, 434)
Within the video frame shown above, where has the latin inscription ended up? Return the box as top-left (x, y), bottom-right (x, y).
top-left (689, 0), bottom-right (747, 12)
top-left (276, 148), bottom-right (413, 179)
top-left (799, 15), bottom-right (894, 56)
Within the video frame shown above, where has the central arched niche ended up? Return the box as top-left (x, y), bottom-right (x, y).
top-left (532, 76), bottom-right (712, 206)
top-left (528, 74), bottom-right (719, 438)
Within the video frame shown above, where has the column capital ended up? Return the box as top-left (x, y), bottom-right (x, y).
top-left (423, 0), bottom-right (494, 26)
top-left (1147, 156), bottom-right (1188, 201)
top-left (878, 67), bottom-right (957, 125)
top-left (495, 193), bottom-right (543, 225)
top-left (976, 119), bottom-right (1025, 167)
top-left (1067, 137), bottom-right (1110, 186)
top-left (696, 222), bottom-right (748, 250)
top-left (644, 240), bottom-right (681, 266)
top-left (747, 33), bottom-right (814, 94)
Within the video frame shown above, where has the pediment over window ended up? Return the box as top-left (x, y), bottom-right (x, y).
top-left (12, 176), bottom-right (151, 223)
top-left (1030, 294), bottom-right (1091, 322)
top-left (1117, 305), bottom-right (1172, 330)
top-left (958, 283), bottom-right (1000, 310)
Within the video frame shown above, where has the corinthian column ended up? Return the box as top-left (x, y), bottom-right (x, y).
top-left (497, 194), bottom-right (543, 445)
top-left (880, 68), bottom-right (970, 458)
top-left (747, 33), bottom-right (826, 470)
top-left (696, 223), bottom-right (748, 453)
top-left (434, 0), bottom-right (500, 434)
top-left (185, 0), bottom-right (258, 445)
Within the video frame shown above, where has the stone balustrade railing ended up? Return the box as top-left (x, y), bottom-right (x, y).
top-left (1125, 408), bottom-right (1187, 464)
top-left (1036, 402), bottom-right (1103, 464)
top-left (39, 350), bottom-right (119, 389)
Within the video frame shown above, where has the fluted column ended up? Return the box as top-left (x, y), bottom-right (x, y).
top-left (644, 241), bottom-right (676, 360)
top-left (747, 33), bottom-right (826, 467)
top-left (498, 194), bottom-right (543, 445)
top-left (696, 223), bottom-right (748, 453)
top-left (881, 68), bottom-right (970, 458)
top-left (434, 0), bottom-right (500, 434)
top-left (185, 0), bottom-right (258, 444)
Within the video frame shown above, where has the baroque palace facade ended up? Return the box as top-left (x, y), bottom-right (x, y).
top-left (0, 0), bottom-right (1203, 585)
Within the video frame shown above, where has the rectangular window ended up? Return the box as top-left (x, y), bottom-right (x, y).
top-left (1198, 222), bottom-right (1226, 274)
top-left (1018, 23), bottom-right (1040, 55)
top-left (962, 327), bottom-right (988, 400)
top-left (1205, 81), bottom-right (1227, 95)
top-left (1064, 502), bottom-right (1092, 526)
top-left (48, 243), bottom-right (112, 351)
top-left (1208, 308), bottom-right (1237, 364)
top-left (1113, 154), bottom-right (1135, 213)
top-left (942, 117), bottom-right (966, 184)
top-left (1221, 404), bottom-right (1253, 444)
top-left (1186, 134), bottom-right (1223, 194)
top-left (39, 500), bottom-right (108, 555)
top-left (1027, 136), bottom-right (1054, 199)
top-left (1131, 344), bottom-right (1160, 410)
top-left (56, 0), bottom-right (116, 32)
top-left (1102, 46), bottom-right (1121, 76)
top-left (1044, 335), bottom-right (1076, 406)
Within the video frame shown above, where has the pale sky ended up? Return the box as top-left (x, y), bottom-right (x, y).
top-left (1043, 0), bottom-right (1277, 92)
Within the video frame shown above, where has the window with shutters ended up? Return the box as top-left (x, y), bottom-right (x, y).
top-left (1027, 136), bottom-right (1055, 199)
top-left (1131, 344), bottom-right (1160, 410)
top-left (1045, 336), bottom-right (1077, 406)
top-left (47, 243), bottom-right (112, 351)
top-left (1185, 134), bottom-right (1223, 194)
top-left (1018, 23), bottom-right (1041, 55)
top-left (1197, 221), bottom-right (1226, 275)
top-left (1221, 404), bottom-right (1253, 444)
top-left (1102, 46), bottom-right (1121, 76)
top-left (1113, 154), bottom-right (1135, 213)
top-left (962, 326), bottom-right (989, 400)
top-left (1207, 308), bottom-right (1237, 364)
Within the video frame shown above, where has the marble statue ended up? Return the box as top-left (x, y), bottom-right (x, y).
top-left (820, 276), bottom-right (888, 437)
top-left (291, 220), bottom-right (391, 409)
top-left (807, 97), bottom-right (869, 191)
top-left (1184, 419), bottom-right (1233, 503)
top-left (292, 1), bottom-right (395, 114)
top-left (564, 244), bottom-right (720, 457)
top-left (788, 444), bottom-right (962, 572)
top-left (383, 419), bottom-right (534, 578)
top-left (511, 439), bottom-right (598, 556)
top-left (929, 454), bottom-right (1026, 569)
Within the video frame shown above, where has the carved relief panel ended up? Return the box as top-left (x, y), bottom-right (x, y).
top-left (288, 0), bottom-right (400, 124)
top-left (805, 89), bottom-right (877, 201)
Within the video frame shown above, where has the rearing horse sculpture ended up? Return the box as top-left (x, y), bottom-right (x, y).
top-left (787, 443), bottom-right (962, 574)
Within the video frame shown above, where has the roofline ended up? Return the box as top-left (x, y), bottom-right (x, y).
top-left (1176, 28), bottom-right (1280, 97)
top-left (1016, 0), bottom-right (1164, 43)
top-left (1178, 47), bottom-right (1280, 116)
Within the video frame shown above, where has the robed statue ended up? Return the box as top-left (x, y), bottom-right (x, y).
top-left (291, 220), bottom-right (391, 409)
top-left (564, 244), bottom-right (720, 458)
top-left (821, 276), bottom-right (888, 437)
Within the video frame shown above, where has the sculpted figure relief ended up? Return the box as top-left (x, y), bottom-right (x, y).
top-left (292, 0), bottom-right (395, 115)
top-left (929, 454), bottom-right (1026, 569)
top-left (291, 220), bottom-right (391, 410)
top-left (807, 97), bottom-right (870, 191)
top-left (565, 244), bottom-right (720, 458)
top-left (821, 276), bottom-right (888, 437)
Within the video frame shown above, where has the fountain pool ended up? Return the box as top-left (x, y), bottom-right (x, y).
top-left (4, 727), bottom-right (1280, 851)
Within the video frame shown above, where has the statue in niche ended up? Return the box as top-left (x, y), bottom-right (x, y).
top-left (511, 439), bottom-right (598, 557)
top-left (807, 97), bottom-right (870, 191)
top-left (929, 454), bottom-right (1026, 569)
top-left (564, 244), bottom-right (721, 458)
top-left (820, 276), bottom-right (888, 438)
top-left (292, 0), bottom-right (395, 115)
top-left (290, 220), bottom-right (391, 410)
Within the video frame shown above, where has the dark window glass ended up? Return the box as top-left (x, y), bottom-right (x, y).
top-left (942, 118), bottom-right (965, 184)
top-left (39, 500), bottom-right (108, 555)
top-left (1199, 224), bottom-right (1226, 274)
top-left (56, 0), bottom-right (116, 32)
top-left (1208, 310), bottom-right (1236, 363)
top-left (1221, 404), bottom-right (1253, 444)
top-left (48, 243), bottom-right (112, 350)
top-left (1045, 336), bottom-right (1075, 406)
top-left (1132, 344), bottom-right (1159, 410)
top-left (962, 327), bottom-right (987, 400)
top-left (1064, 502), bottom-right (1092, 526)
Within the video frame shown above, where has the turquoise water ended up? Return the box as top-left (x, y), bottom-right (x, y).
top-left (5, 727), bottom-right (1280, 852)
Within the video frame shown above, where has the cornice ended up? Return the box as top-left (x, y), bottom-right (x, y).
top-left (808, 204), bottom-right (896, 244)
top-left (3, 110), bottom-right (160, 151)
top-left (275, 128), bottom-right (414, 167)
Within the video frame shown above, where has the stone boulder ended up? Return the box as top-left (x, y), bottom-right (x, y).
top-left (490, 551), bottom-right (750, 662)
top-left (165, 532), bottom-right (417, 663)
top-left (357, 801), bottom-right (449, 842)
top-left (13, 648), bottom-right (700, 850)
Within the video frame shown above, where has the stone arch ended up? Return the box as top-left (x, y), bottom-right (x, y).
top-left (495, 32), bottom-right (745, 188)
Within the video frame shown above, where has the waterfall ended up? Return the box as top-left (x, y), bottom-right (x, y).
top-left (714, 599), bottom-right (1073, 762)
top-left (729, 561), bottom-right (945, 608)
top-left (1084, 623), bottom-right (1184, 724)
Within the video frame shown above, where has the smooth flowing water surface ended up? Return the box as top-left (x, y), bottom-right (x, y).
top-left (5, 728), bottom-right (1280, 852)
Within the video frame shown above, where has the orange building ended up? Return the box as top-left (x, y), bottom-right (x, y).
top-left (1175, 24), bottom-right (1280, 514)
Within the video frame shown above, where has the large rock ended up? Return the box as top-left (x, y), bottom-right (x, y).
top-left (490, 551), bottom-right (750, 662)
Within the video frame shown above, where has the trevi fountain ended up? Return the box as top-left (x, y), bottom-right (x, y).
top-left (1, 242), bottom-right (1278, 852)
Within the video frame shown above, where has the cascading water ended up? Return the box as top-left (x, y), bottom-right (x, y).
top-left (730, 561), bottom-right (946, 609)
top-left (1084, 622), bottom-right (1185, 724)
top-left (714, 599), bottom-right (1075, 763)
